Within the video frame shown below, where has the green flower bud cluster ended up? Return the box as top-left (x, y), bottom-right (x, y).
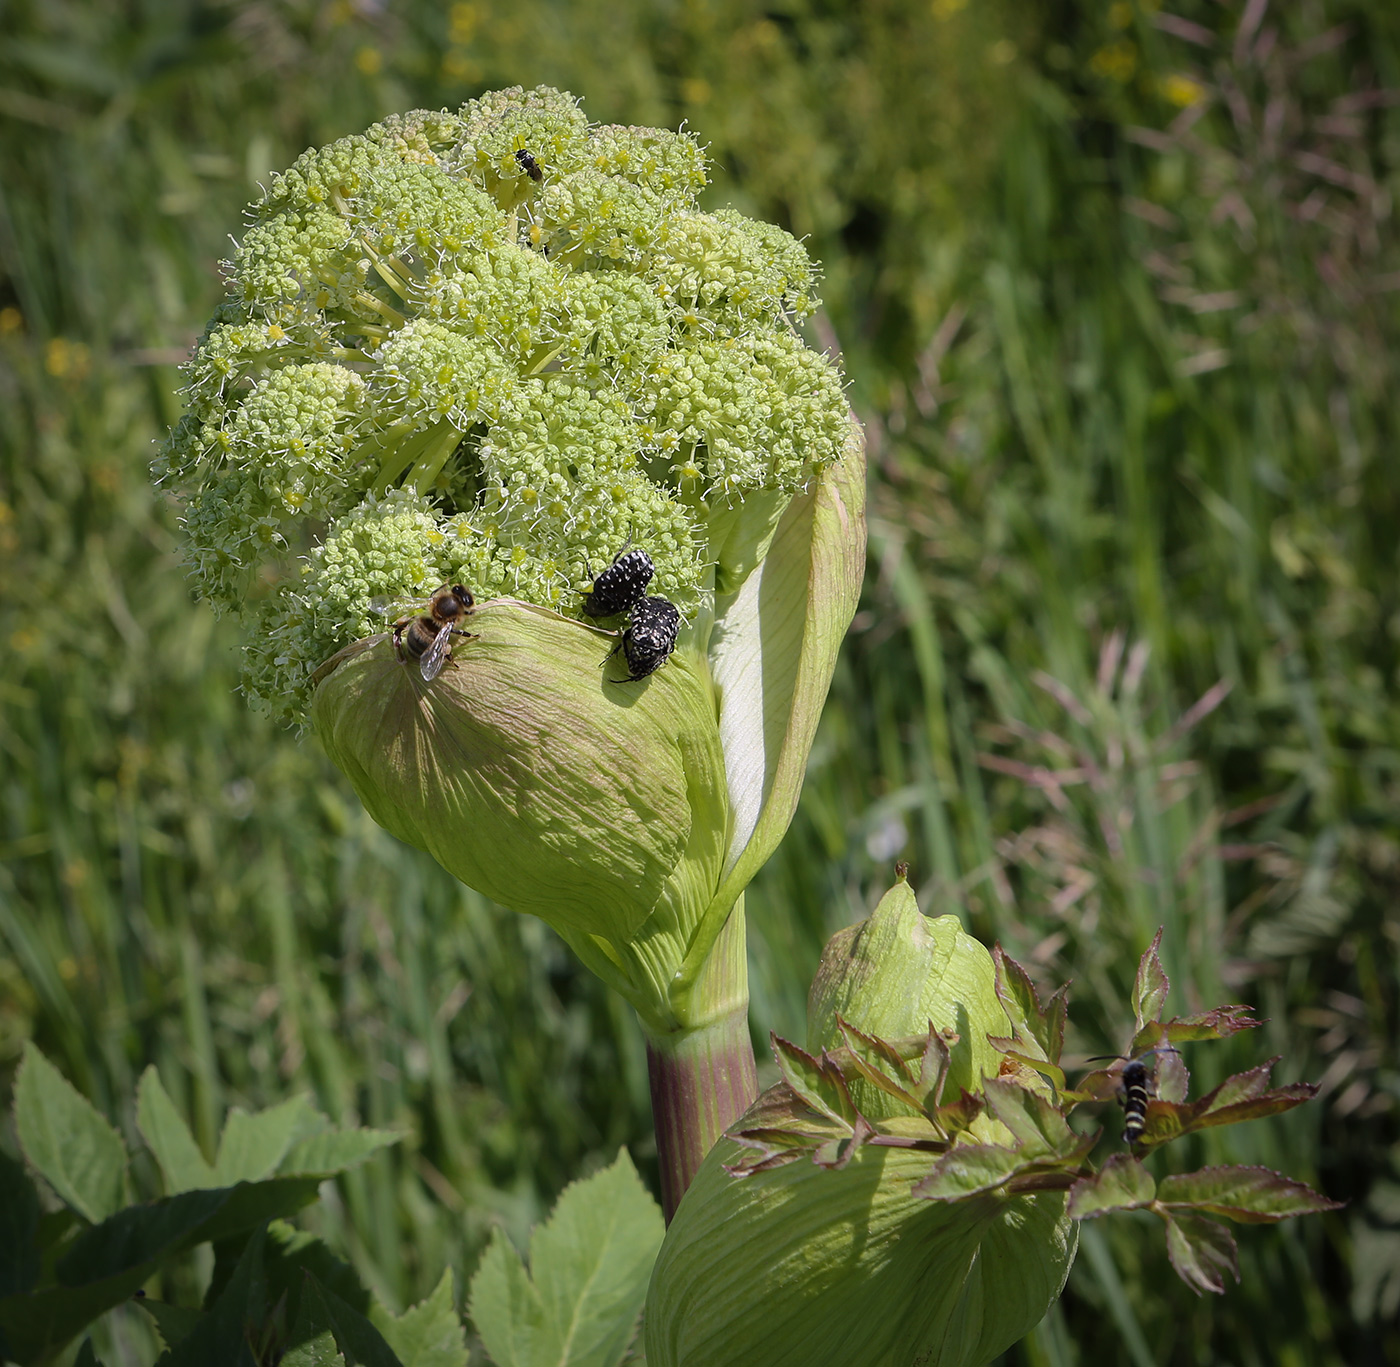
top-left (155, 86), bottom-right (849, 725)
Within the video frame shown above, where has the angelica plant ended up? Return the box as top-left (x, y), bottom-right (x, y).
top-left (157, 85), bottom-right (866, 1215)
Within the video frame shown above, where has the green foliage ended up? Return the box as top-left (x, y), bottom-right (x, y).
top-left (0, 1048), bottom-right (398, 1365)
top-left (468, 1151), bottom-right (663, 1367)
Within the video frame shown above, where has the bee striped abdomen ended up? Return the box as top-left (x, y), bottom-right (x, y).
top-left (1121, 1060), bottom-right (1152, 1145)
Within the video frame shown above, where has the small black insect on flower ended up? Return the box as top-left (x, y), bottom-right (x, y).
top-left (613, 595), bottom-right (680, 682)
top-left (515, 148), bottom-right (543, 182)
top-left (583, 547), bottom-right (655, 618)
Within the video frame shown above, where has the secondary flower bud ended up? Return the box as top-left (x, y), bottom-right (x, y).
top-left (644, 877), bottom-right (1077, 1366)
top-left (807, 873), bottom-right (1009, 1102)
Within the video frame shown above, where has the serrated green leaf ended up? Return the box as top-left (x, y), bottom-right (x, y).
top-left (136, 1068), bottom-right (217, 1195)
top-left (1132, 930), bottom-right (1169, 1029)
top-left (1163, 1212), bottom-right (1239, 1295)
top-left (530, 1150), bottom-right (664, 1367)
top-left (56, 1188), bottom-right (229, 1285)
top-left (283, 1331), bottom-right (347, 1367)
top-left (1067, 1155), bottom-right (1156, 1219)
top-left (470, 1228), bottom-right (546, 1367)
top-left (298, 1275), bottom-right (404, 1367)
top-left (0, 1149), bottom-right (41, 1298)
top-left (280, 1128), bottom-right (400, 1178)
top-left (14, 1042), bottom-right (129, 1222)
top-left (214, 1095), bottom-right (326, 1185)
top-left (470, 1150), bottom-right (663, 1367)
top-left (371, 1269), bottom-right (468, 1367)
top-left (1156, 1165), bottom-right (1343, 1224)
top-left (265, 1219), bottom-right (371, 1326)
top-left (163, 1223), bottom-right (267, 1367)
top-left (136, 1296), bottom-right (205, 1349)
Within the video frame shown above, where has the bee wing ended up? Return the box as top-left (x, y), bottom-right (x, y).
top-left (419, 622), bottom-right (454, 681)
top-left (370, 592), bottom-right (426, 618)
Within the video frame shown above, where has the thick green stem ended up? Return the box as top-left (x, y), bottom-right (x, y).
top-left (644, 899), bottom-right (757, 1222)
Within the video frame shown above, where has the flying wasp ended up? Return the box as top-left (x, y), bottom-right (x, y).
top-left (515, 148), bottom-right (543, 183)
top-left (373, 584), bottom-right (478, 682)
top-left (582, 546), bottom-right (655, 618)
top-left (1087, 1045), bottom-right (1182, 1148)
top-left (611, 594), bottom-right (680, 682)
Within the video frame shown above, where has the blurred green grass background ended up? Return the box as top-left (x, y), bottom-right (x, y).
top-left (1, 0), bottom-right (1398, 1362)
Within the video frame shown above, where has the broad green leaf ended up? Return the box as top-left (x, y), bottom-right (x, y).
top-left (0, 1180), bottom-right (324, 1361)
top-left (1067, 1155), bottom-right (1156, 1219)
top-left (56, 1188), bottom-right (228, 1285)
top-left (264, 1219), bottom-right (372, 1324)
top-left (14, 1043), bottom-right (128, 1222)
top-left (676, 419), bottom-right (866, 1014)
top-left (468, 1228), bottom-right (545, 1367)
top-left (0, 1149), bottom-right (40, 1298)
top-left (283, 1332), bottom-right (348, 1367)
top-left (298, 1275), bottom-right (404, 1367)
top-left (1132, 930), bottom-right (1169, 1029)
top-left (280, 1128), bottom-right (400, 1178)
top-left (1, 1224), bottom-right (195, 1362)
top-left (370, 1269), bottom-right (468, 1367)
top-left (1162, 1212), bottom-right (1239, 1295)
top-left (470, 1151), bottom-right (664, 1367)
top-left (1156, 1165), bottom-right (1342, 1224)
top-left (136, 1068), bottom-right (217, 1194)
top-left (162, 1223), bottom-right (268, 1367)
top-left (214, 1095), bottom-right (325, 1185)
top-left (74, 1339), bottom-right (106, 1366)
top-left (136, 1296), bottom-right (204, 1349)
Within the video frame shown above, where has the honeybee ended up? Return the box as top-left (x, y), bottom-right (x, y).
top-left (515, 148), bottom-right (543, 183)
top-left (373, 584), bottom-right (477, 681)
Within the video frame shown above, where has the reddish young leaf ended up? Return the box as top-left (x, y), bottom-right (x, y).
top-left (1155, 1006), bottom-right (1260, 1043)
top-left (1067, 1154), bottom-right (1157, 1219)
top-left (1134, 1058), bottom-right (1318, 1149)
top-left (913, 1144), bottom-right (1035, 1201)
top-left (992, 947), bottom-right (1067, 1064)
top-left (1156, 1165), bottom-right (1343, 1223)
top-left (812, 1114), bottom-right (876, 1171)
top-left (1133, 929), bottom-right (1170, 1030)
top-left (1163, 1212), bottom-right (1240, 1295)
top-left (931, 1087), bottom-right (986, 1138)
top-left (835, 1019), bottom-right (928, 1117)
top-left (983, 1078), bottom-right (1077, 1157)
top-left (771, 1034), bottom-right (861, 1128)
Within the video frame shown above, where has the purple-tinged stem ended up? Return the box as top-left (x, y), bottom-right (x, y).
top-left (645, 900), bottom-right (758, 1222)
